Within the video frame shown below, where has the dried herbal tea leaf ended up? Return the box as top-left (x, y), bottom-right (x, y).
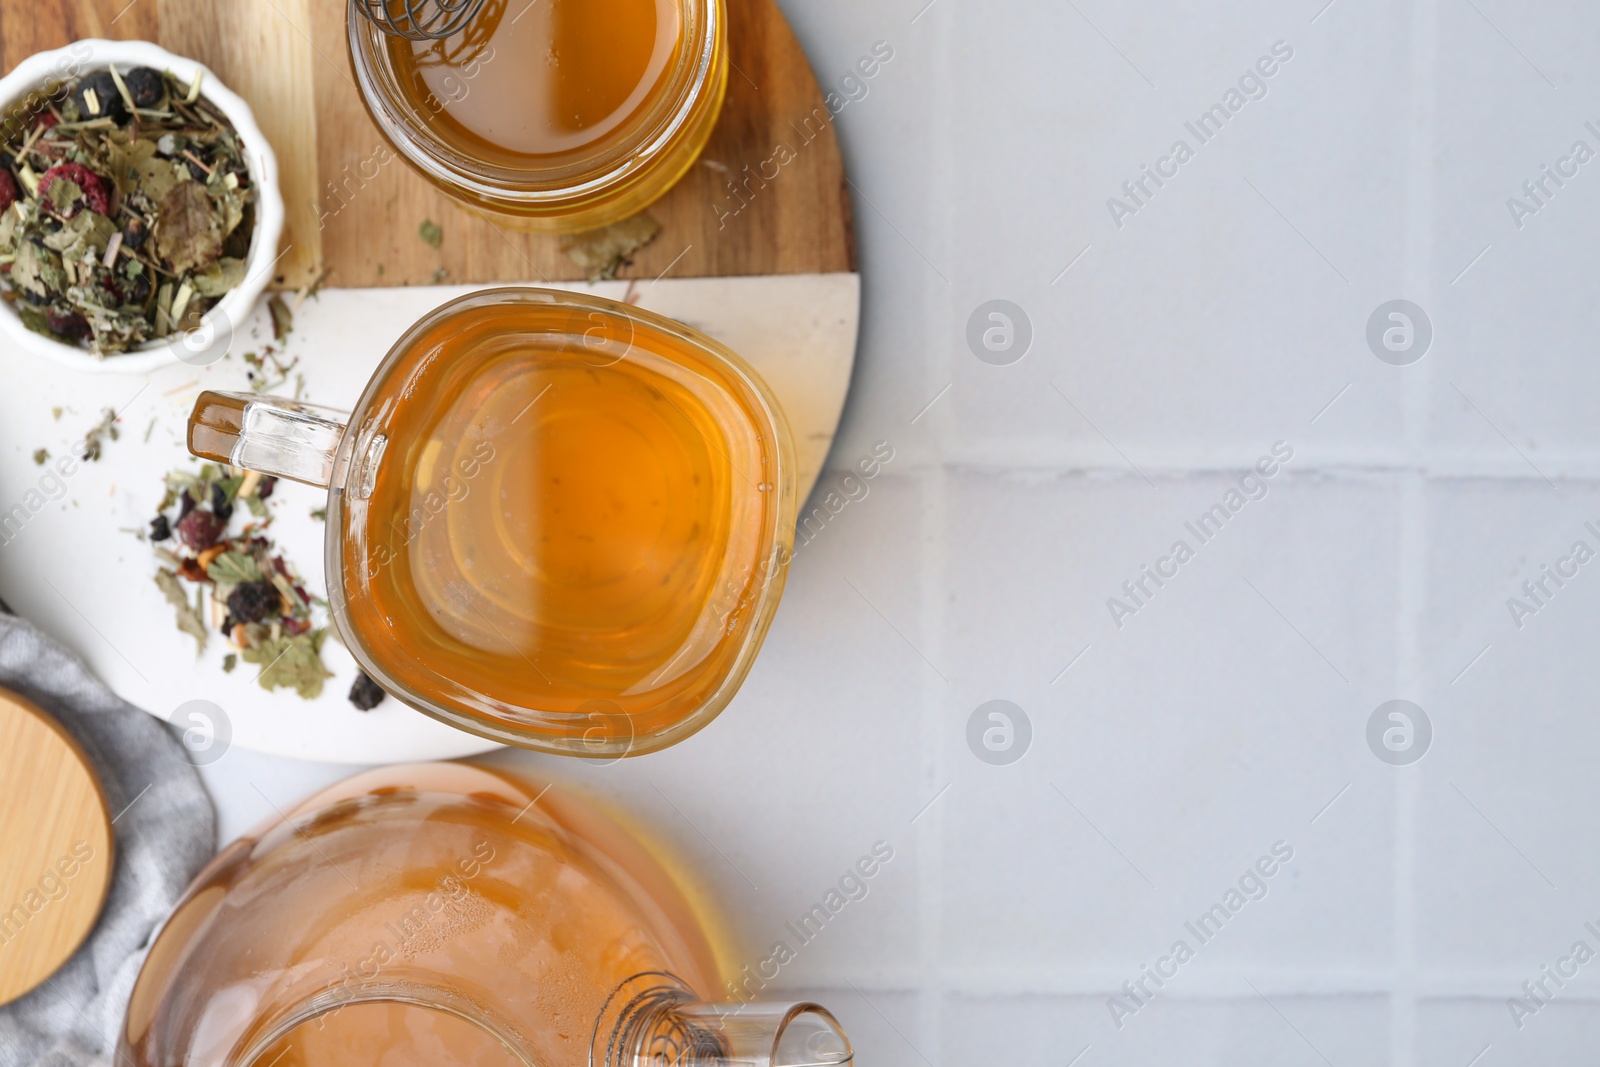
top-left (155, 180), bottom-right (223, 274)
top-left (418, 218), bottom-right (443, 248)
top-left (45, 178), bottom-right (83, 215)
top-left (192, 257), bottom-right (246, 297)
top-left (155, 568), bottom-right (207, 653)
top-left (127, 140), bottom-right (183, 204)
top-left (31, 448), bottom-right (47, 465)
top-left (243, 346), bottom-right (299, 393)
top-left (206, 550), bottom-right (261, 585)
top-left (268, 293), bottom-right (292, 342)
top-left (559, 213), bottom-right (661, 281)
top-left (11, 242), bottom-right (51, 297)
top-left (222, 653), bottom-right (237, 673)
top-left (244, 629), bottom-right (333, 699)
top-left (80, 408), bottom-right (118, 461)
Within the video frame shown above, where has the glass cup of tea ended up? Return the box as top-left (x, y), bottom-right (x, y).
top-left (348, 0), bottom-right (728, 231)
top-left (188, 288), bottom-right (794, 757)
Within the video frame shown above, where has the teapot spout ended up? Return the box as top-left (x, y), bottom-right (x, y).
top-left (595, 974), bottom-right (852, 1067)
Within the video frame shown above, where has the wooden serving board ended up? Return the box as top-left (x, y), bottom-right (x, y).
top-left (0, 0), bottom-right (856, 290)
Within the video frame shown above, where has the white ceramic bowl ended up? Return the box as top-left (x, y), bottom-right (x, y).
top-left (0, 40), bottom-right (284, 374)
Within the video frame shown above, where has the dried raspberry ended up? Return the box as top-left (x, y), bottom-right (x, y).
top-left (45, 309), bottom-right (90, 340)
top-left (175, 508), bottom-right (226, 551)
top-left (38, 162), bottom-right (112, 218)
top-left (226, 580), bottom-right (282, 624)
top-left (257, 476), bottom-right (278, 499)
top-left (34, 112), bottom-right (58, 133)
top-left (0, 171), bottom-right (19, 214)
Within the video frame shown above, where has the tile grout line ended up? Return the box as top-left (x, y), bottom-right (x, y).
top-left (1394, 0), bottom-right (1441, 1061)
top-left (915, 5), bottom-right (956, 1061)
top-left (918, 463), bottom-right (948, 1064)
top-left (1394, 478), bottom-right (1426, 1067)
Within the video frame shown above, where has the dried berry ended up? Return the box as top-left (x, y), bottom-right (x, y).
top-left (211, 481), bottom-right (233, 522)
top-left (45, 309), bottom-right (91, 340)
top-left (175, 507), bottom-right (225, 551)
top-left (124, 67), bottom-right (164, 109)
top-left (149, 514), bottom-right (171, 542)
top-left (37, 162), bottom-right (112, 218)
top-left (227, 580), bottom-right (281, 624)
top-left (121, 215), bottom-right (148, 250)
top-left (0, 170), bottom-right (19, 214)
top-left (33, 112), bottom-right (57, 133)
top-left (348, 673), bottom-right (386, 711)
top-left (178, 490), bottom-right (196, 519)
top-left (70, 71), bottom-right (126, 123)
top-left (258, 476), bottom-right (278, 500)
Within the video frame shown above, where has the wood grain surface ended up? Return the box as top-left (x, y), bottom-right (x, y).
top-left (0, 688), bottom-right (113, 1006)
top-left (0, 0), bottom-right (855, 289)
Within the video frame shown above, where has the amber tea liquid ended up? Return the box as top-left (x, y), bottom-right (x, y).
top-left (339, 299), bottom-right (782, 743)
top-left (390, 0), bottom-right (685, 167)
top-left (150, 766), bottom-right (723, 1067)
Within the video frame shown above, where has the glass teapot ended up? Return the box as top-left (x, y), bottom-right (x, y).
top-left (120, 762), bottom-right (850, 1067)
top-left (188, 288), bottom-right (795, 758)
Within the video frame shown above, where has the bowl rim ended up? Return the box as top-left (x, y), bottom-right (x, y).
top-left (0, 38), bottom-right (285, 375)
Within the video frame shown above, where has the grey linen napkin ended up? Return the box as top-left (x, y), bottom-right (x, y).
top-left (0, 613), bottom-right (215, 1067)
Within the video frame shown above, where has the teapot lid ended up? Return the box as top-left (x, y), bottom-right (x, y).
top-left (0, 686), bottom-right (114, 1004)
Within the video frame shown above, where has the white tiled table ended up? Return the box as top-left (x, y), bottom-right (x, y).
top-left (191, 1), bottom-right (1600, 1063)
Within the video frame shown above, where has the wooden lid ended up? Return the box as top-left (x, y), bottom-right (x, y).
top-left (0, 687), bottom-right (114, 1005)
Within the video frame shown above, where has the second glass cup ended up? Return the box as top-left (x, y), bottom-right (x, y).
top-left (189, 288), bottom-right (794, 756)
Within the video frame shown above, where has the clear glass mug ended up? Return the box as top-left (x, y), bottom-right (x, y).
top-left (120, 761), bottom-right (853, 1066)
top-left (188, 288), bottom-right (794, 757)
top-left (349, 0), bottom-right (728, 231)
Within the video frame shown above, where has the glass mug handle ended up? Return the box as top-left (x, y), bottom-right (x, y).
top-left (189, 391), bottom-right (348, 490)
